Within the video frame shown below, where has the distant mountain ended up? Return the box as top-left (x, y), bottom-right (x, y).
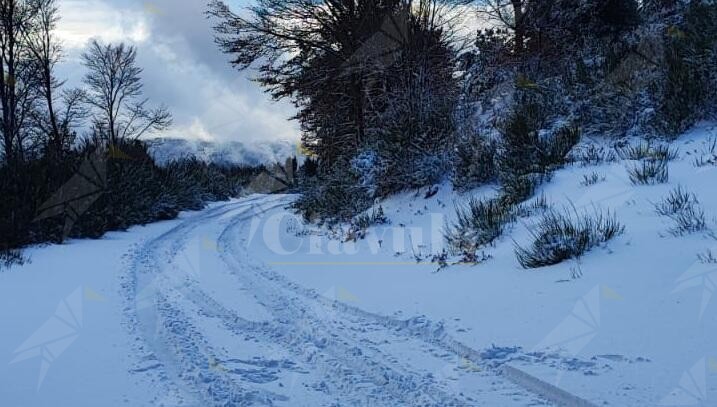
top-left (145, 137), bottom-right (298, 167)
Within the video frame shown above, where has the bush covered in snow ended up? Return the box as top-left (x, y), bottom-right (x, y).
top-left (516, 207), bottom-right (625, 269)
top-left (658, 1), bottom-right (717, 136)
top-left (292, 160), bottom-right (373, 224)
top-left (496, 99), bottom-right (580, 204)
top-left (445, 197), bottom-right (516, 261)
top-left (453, 135), bottom-right (497, 191)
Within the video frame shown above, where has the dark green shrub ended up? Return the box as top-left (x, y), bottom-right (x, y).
top-left (497, 101), bottom-right (580, 204)
top-left (292, 161), bottom-right (372, 224)
top-left (658, 1), bottom-right (717, 135)
top-left (453, 136), bottom-right (497, 191)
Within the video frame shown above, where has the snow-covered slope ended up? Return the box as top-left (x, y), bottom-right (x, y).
top-left (2, 123), bottom-right (717, 406)
top-left (146, 137), bottom-right (298, 167)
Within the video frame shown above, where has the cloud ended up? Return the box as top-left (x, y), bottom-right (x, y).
top-left (56, 0), bottom-right (299, 144)
top-left (56, 0), bottom-right (150, 48)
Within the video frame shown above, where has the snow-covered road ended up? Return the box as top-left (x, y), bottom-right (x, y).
top-left (122, 194), bottom-right (543, 406)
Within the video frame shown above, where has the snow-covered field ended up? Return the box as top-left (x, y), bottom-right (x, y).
top-left (3, 124), bottom-right (717, 406)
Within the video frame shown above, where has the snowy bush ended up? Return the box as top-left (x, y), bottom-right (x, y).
top-left (497, 99), bottom-right (580, 203)
top-left (657, 1), bottom-right (717, 135)
top-left (414, 153), bottom-right (452, 187)
top-left (500, 173), bottom-right (547, 206)
top-left (654, 186), bottom-right (698, 217)
top-left (453, 135), bottom-right (497, 191)
top-left (387, 152), bottom-right (451, 194)
top-left (347, 207), bottom-right (389, 241)
top-left (573, 143), bottom-right (617, 167)
top-left (351, 150), bottom-right (383, 199)
top-left (292, 161), bottom-right (372, 223)
top-left (693, 137), bottom-right (717, 168)
top-left (666, 205), bottom-right (707, 236)
top-left (698, 249), bottom-right (717, 264)
top-left (516, 206), bottom-right (624, 269)
top-left (445, 197), bottom-right (516, 261)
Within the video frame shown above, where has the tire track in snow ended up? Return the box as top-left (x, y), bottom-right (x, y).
top-left (211, 196), bottom-right (543, 406)
top-left (122, 196), bottom-right (290, 406)
top-left (122, 194), bottom-right (545, 406)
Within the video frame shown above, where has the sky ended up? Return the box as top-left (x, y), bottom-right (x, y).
top-left (56, 0), bottom-right (300, 143)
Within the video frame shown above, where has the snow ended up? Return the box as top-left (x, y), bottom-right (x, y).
top-left (3, 124), bottom-right (717, 406)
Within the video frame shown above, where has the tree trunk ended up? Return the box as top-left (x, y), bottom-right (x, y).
top-left (511, 0), bottom-right (525, 55)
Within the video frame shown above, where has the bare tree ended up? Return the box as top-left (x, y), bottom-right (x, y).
top-left (0, 0), bottom-right (42, 162)
top-left (22, 0), bottom-right (86, 159)
top-left (82, 40), bottom-right (171, 144)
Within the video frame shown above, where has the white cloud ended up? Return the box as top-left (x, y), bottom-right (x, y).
top-left (56, 0), bottom-right (299, 145)
top-left (57, 0), bottom-right (150, 48)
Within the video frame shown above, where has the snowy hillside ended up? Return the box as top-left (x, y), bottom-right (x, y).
top-left (146, 137), bottom-right (298, 167)
top-left (2, 123), bottom-right (717, 406)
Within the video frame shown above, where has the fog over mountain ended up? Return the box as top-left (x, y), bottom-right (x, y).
top-left (146, 137), bottom-right (298, 167)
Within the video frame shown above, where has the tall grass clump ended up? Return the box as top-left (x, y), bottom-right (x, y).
top-left (581, 172), bottom-right (605, 186)
top-left (516, 206), bottom-right (625, 269)
top-left (654, 186), bottom-right (707, 235)
top-left (573, 143), bottom-right (616, 166)
top-left (445, 197), bottom-right (516, 261)
top-left (693, 137), bottom-right (717, 168)
top-left (627, 158), bottom-right (669, 185)
top-left (0, 249), bottom-right (26, 271)
top-left (617, 142), bottom-right (678, 162)
top-left (654, 186), bottom-right (698, 216)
